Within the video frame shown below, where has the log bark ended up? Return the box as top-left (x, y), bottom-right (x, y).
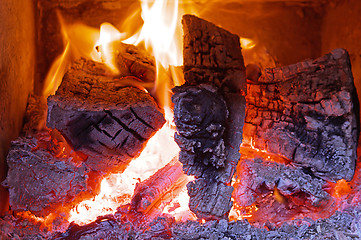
top-left (172, 14), bottom-right (246, 220)
top-left (47, 58), bottom-right (165, 174)
top-left (2, 131), bottom-right (102, 218)
top-left (243, 48), bottom-right (359, 182)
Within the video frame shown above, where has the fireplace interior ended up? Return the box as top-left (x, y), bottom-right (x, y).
top-left (2, 0), bottom-right (361, 239)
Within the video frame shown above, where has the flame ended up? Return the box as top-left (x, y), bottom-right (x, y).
top-left (122, 0), bottom-right (184, 109)
top-left (240, 38), bottom-right (256, 50)
top-left (40, 0), bottom-right (193, 226)
top-left (123, 0), bottom-right (182, 68)
top-left (91, 23), bottom-right (125, 74)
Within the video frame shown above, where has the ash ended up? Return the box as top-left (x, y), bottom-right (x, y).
top-left (2, 208), bottom-right (361, 239)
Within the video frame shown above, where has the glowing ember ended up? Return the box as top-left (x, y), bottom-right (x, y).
top-left (239, 138), bottom-right (290, 165)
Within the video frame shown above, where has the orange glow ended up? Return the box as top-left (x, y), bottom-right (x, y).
top-left (239, 138), bottom-right (290, 165)
top-left (162, 186), bottom-right (197, 222)
top-left (229, 203), bottom-right (259, 221)
top-left (331, 179), bottom-right (352, 198)
top-left (240, 38), bottom-right (256, 50)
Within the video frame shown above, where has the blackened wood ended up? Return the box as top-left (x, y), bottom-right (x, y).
top-left (47, 58), bottom-right (165, 173)
top-left (130, 157), bottom-right (187, 214)
top-left (243, 49), bottom-right (359, 182)
top-left (52, 215), bottom-right (126, 240)
top-left (173, 14), bottom-right (246, 220)
top-left (233, 158), bottom-right (330, 209)
top-left (173, 84), bottom-right (228, 173)
top-left (2, 131), bottom-right (102, 217)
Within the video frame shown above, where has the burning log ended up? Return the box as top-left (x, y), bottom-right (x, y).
top-left (172, 14), bottom-right (246, 220)
top-left (243, 48), bottom-right (359, 182)
top-left (232, 158), bottom-right (330, 209)
top-left (47, 57), bottom-right (166, 173)
top-left (2, 131), bottom-right (102, 218)
top-left (130, 157), bottom-right (188, 214)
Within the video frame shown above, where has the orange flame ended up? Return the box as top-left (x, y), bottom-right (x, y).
top-left (240, 38), bottom-right (256, 50)
top-left (91, 23), bottom-right (125, 74)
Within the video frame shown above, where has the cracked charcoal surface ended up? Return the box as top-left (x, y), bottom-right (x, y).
top-left (172, 85), bottom-right (228, 170)
top-left (47, 58), bottom-right (165, 174)
top-left (173, 14), bottom-right (246, 220)
top-left (243, 48), bottom-right (359, 182)
top-left (233, 158), bottom-right (330, 209)
top-left (2, 131), bottom-right (102, 217)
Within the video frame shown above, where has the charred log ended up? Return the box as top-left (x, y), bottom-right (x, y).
top-left (2, 131), bottom-right (102, 218)
top-left (232, 158), bottom-right (330, 209)
top-left (243, 49), bottom-right (359, 182)
top-left (52, 215), bottom-right (127, 240)
top-left (172, 14), bottom-right (246, 220)
top-left (172, 84), bottom-right (228, 172)
top-left (47, 58), bottom-right (165, 173)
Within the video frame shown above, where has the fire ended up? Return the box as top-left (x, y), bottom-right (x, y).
top-left (91, 23), bottom-right (125, 74)
top-left (59, 0), bottom-right (190, 225)
top-left (240, 38), bottom-right (256, 50)
top-left (68, 110), bottom-right (182, 225)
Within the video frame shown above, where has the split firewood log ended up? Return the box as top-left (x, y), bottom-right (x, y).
top-left (2, 130), bottom-right (102, 217)
top-left (130, 157), bottom-right (188, 214)
top-left (172, 14), bottom-right (246, 220)
top-left (243, 48), bottom-right (359, 182)
top-left (47, 57), bottom-right (165, 174)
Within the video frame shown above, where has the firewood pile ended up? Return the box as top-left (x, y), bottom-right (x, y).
top-left (1, 13), bottom-right (361, 239)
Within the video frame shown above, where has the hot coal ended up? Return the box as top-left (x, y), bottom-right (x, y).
top-left (243, 48), bottom-right (359, 182)
top-left (2, 130), bottom-right (102, 218)
top-left (47, 58), bottom-right (165, 174)
top-left (173, 14), bottom-right (246, 220)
